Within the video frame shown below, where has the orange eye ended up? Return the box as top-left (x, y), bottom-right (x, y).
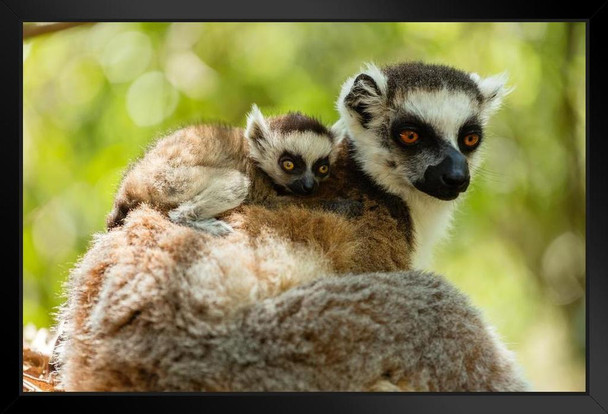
top-left (318, 165), bottom-right (329, 174)
top-left (463, 133), bottom-right (480, 147)
top-left (399, 130), bottom-right (419, 145)
top-left (282, 160), bottom-right (295, 170)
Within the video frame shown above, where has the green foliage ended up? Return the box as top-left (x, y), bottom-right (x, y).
top-left (23, 22), bottom-right (585, 390)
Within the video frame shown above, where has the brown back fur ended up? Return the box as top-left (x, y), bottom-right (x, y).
top-left (223, 140), bottom-right (415, 273)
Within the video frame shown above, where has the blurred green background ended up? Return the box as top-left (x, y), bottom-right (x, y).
top-left (22, 22), bottom-right (585, 391)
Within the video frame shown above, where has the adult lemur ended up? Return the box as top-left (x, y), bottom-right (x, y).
top-left (334, 61), bottom-right (508, 267)
top-left (106, 105), bottom-right (338, 234)
top-left (54, 62), bottom-right (527, 391)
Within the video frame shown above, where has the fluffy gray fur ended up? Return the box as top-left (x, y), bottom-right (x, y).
top-left (53, 206), bottom-right (528, 391)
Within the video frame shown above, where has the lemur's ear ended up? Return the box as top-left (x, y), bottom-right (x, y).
top-left (330, 119), bottom-right (347, 147)
top-left (339, 62), bottom-right (387, 129)
top-left (245, 104), bottom-right (270, 146)
top-left (470, 71), bottom-right (512, 118)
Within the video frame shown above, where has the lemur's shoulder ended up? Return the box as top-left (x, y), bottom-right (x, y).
top-left (314, 138), bottom-right (413, 238)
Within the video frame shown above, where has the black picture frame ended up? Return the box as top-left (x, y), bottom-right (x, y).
top-left (6, 0), bottom-right (607, 413)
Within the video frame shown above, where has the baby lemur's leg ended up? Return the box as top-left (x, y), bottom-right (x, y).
top-left (168, 168), bottom-right (250, 236)
top-left (108, 163), bottom-right (249, 233)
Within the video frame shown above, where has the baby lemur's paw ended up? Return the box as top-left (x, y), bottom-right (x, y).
top-left (191, 218), bottom-right (234, 236)
top-left (171, 215), bottom-right (234, 236)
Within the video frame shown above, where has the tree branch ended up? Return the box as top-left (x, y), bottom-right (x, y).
top-left (23, 23), bottom-right (93, 40)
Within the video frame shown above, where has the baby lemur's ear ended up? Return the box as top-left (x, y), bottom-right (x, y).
top-left (339, 62), bottom-right (388, 129)
top-left (245, 104), bottom-right (271, 147)
top-left (469, 71), bottom-right (513, 120)
top-left (330, 119), bottom-right (347, 147)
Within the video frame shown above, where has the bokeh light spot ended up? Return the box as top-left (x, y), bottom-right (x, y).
top-left (59, 57), bottom-right (105, 105)
top-left (101, 31), bottom-right (153, 83)
top-left (32, 200), bottom-right (77, 262)
top-left (126, 71), bottom-right (179, 126)
top-left (165, 51), bottom-right (218, 100)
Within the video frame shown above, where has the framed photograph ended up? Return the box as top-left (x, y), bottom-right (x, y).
top-left (8, 0), bottom-right (608, 413)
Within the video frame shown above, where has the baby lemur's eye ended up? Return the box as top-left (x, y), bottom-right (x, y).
top-left (399, 129), bottom-right (420, 145)
top-left (318, 165), bottom-right (329, 175)
top-left (282, 159), bottom-right (295, 171)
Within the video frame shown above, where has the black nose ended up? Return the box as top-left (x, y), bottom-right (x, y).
top-left (437, 146), bottom-right (470, 191)
top-left (288, 176), bottom-right (318, 195)
top-left (298, 181), bottom-right (317, 195)
top-left (302, 180), bottom-right (315, 193)
top-left (297, 185), bottom-right (314, 195)
top-left (414, 145), bottom-right (471, 201)
top-left (441, 170), bottom-right (469, 190)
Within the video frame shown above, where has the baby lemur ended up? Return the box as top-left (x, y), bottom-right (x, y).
top-left (106, 104), bottom-right (338, 234)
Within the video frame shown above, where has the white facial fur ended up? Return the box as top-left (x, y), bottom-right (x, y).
top-left (399, 89), bottom-right (485, 180)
